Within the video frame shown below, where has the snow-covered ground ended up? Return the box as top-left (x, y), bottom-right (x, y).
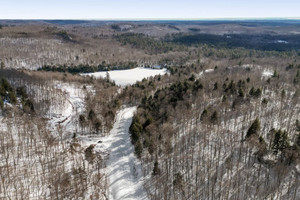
top-left (262, 69), bottom-right (274, 78)
top-left (204, 68), bottom-right (214, 73)
top-left (96, 107), bottom-right (148, 200)
top-left (46, 82), bottom-right (86, 137)
top-left (82, 67), bottom-right (167, 86)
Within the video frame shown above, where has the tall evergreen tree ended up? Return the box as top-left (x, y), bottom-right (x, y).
top-left (272, 129), bottom-right (290, 155)
top-left (152, 160), bottom-right (160, 176)
top-left (210, 111), bottom-right (218, 124)
top-left (246, 118), bottom-right (260, 138)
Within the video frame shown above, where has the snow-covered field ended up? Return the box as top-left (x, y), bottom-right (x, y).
top-left (96, 107), bottom-right (148, 200)
top-left (82, 67), bottom-right (167, 86)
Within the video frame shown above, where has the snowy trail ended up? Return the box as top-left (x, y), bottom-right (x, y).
top-left (47, 82), bottom-right (85, 135)
top-left (98, 107), bottom-right (148, 200)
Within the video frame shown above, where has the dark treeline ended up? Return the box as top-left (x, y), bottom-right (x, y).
top-left (169, 33), bottom-right (300, 52)
top-left (38, 61), bottom-right (138, 74)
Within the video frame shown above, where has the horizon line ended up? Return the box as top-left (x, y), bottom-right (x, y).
top-left (1, 17), bottom-right (300, 21)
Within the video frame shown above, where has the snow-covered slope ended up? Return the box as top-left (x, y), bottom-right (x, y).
top-left (82, 67), bottom-right (167, 86)
top-left (47, 82), bottom-right (86, 137)
top-left (97, 107), bottom-right (148, 200)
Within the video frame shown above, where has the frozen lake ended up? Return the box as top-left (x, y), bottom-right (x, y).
top-left (82, 67), bottom-right (167, 86)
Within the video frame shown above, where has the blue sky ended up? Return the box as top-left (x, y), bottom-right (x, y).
top-left (1, 0), bottom-right (300, 19)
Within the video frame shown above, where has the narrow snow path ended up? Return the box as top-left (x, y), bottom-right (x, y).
top-left (98, 107), bottom-right (148, 200)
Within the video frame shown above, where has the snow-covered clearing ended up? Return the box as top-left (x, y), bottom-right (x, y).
top-left (97, 107), bottom-right (148, 200)
top-left (82, 67), bottom-right (167, 86)
top-left (199, 68), bottom-right (214, 77)
top-left (204, 68), bottom-right (214, 73)
top-left (262, 69), bottom-right (274, 78)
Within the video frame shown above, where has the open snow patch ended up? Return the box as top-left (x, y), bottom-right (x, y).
top-left (199, 68), bottom-right (214, 77)
top-left (262, 69), bottom-right (273, 78)
top-left (275, 40), bottom-right (288, 44)
top-left (82, 67), bottom-right (167, 86)
top-left (205, 68), bottom-right (214, 73)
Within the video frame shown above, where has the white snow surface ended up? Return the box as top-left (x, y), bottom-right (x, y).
top-left (198, 68), bottom-right (214, 77)
top-left (275, 40), bottom-right (288, 44)
top-left (97, 107), bottom-right (148, 200)
top-left (205, 68), bottom-right (214, 73)
top-left (82, 67), bottom-right (167, 86)
top-left (262, 69), bottom-right (273, 78)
